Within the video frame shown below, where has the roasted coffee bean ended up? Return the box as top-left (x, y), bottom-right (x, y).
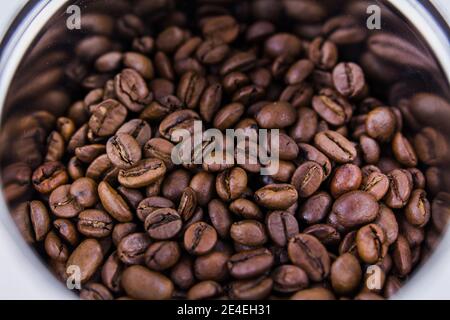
top-left (331, 191), bottom-right (379, 229)
top-left (80, 282), bottom-right (113, 300)
top-left (374, 205), bottom-right (398, 246)
top-left (330, 164), bottom-right (362, 198)
top-left (171, 256), bottom-right (195, 290)
top-left (312, 88), bottom-right (352, 126)
top-left (303, 224), bottom-right (340, 246)
top-left (53, 218), bottom-right (79, 246)
top-left (187, 281), bottom-right (223, 300)
top-left (88, 99), bottom-right (127, 137)
top-left (285, 59), bottom-right (314, 85)
top-left (216, 167), bottom-right (247, 201)
top-left (385, 169), bottom-right (413, 209)
top-left (265, 33), bottom-right (302, 58)
top-left (299, 191), bottom-right (332, 225)
top-left (137, 196), bottom-right (174, 222)
top-left (44, 231), bottom-right (69, 262)
top-left (49, 185), bottom-right (83, 218)
top-left (266, 211), bottom-right (299, 247)
top-left (200, 83), bottom-right (222, 123)
top-left (356, 224), bottom-right (387, 264)
top-left (16, 201), bottom-right (51, 242)
top-left (159, 109), bottom-right (200, 141)
top-left (106, 133), bottom-right (142, 169)
top-left (122, 265), bottom-right (174, 300)
top-left (332, 62), bottom-right (365, 98)
top-left (123, 52), bottom-right (154, 80)
top-left (289, 107), bottom-right (318, 143)
top-left (291, 161), bottom-right (323, 198)
top-left (229, 276), bottom-right (273, 300)
top-left (145, 208), bottom-right (182, 240)
top-left (414, 127), bottom-right (449, 166)
top-left (308, 37), bottom-right (338, 70)
top-left (194, 244), bottom-right (231, 281)
top-left (141, 95), bottom-right (182, 121)
top-left (177, 71), bottom-right (207, 109)
top-left (254, 184), bottom-right (298, 210)
top-left (115, 69), bottom-right (152, 112)
top-left (362, 171), bottom-right (389, 201)
top-left (404, 189), bottom-right (430, 227)
top-left (66, 239), bottom-right (103, 283)
top-left (208, 199), bottom-right (233, 239)
top-left (117, 232), bottom-right (151, 265)
top-left (331, 253), bottom-right (362, 295)
top-left (112, 223), bottom-right (137, 247)
top-left (98, 181), bottom-right (133, 222)
top-left (117, 119), bottom-right (152, 147)
top-left (202, 15), bottom-right (239, 44)
top-left (288, 234), bottom-right (330, 282)
top-left (118, 158), bottom-right (167, 189)
top-left (101, 252), bottom-right (124, 293)
top-left (184, 222), bottom-right (217, 255)
top-left (297, 143), bottom-right (332, 179)
top-left (228, 248), bottom-right (274, 279)
top-left (271, 265), bottom-right (309, 293)
top-left (392, 235), bottom-right (412, 277)
top-left (213, 103), bottom-right (245, 131)
top-left (189, 171), bottom-right (215, 206)
top-left (77, 209), bottom-right (113, 238)
top-left (230, 220), bottom-right (267, 247)
top-left (162, 169), bottom-right (191, 202)
top-left (145, 241), bottom-right (180, 271)
top-left (256, 102), bottom-right (297, 129)
top-left (365, 107), bottom-right (396, 142)
top-left (392, 132), bottom-right (417, 167)
top-left (315, 130), bottom-right (357, 163)
top-left (291, 287), bottom-right (335, 300)
top-left (75, 144), bottom-right (106, 163)
top-left (86, 154), bottom-right (119, 183)
top-left (32, 162), bottom-right (68, 194)
top-left (359, 135), bottom-right (380, 164)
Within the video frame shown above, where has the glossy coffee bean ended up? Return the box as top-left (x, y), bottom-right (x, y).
top-left (98, 181), bottom-right (133, 222)
top-left (106, 133), bottom-right (142, 169)
top-left (118, 158), bottom-right (167, 188)
top-left (331, 191), bottom-right (379, 229)
top-left (117, 232), bottom-right (151, 265)
top-left (122, 265), bottom-right (174, 300)
top-left (230, 220), bottom-right (267, 247)
top-left (266, 211), bottom-right (299, 247)
top-left (145, 241), bottom-right (180, 271)
top-left (184, 222), bottom-right (217, 256)
top-left (291, 162), bottom-right (323, 198)
top-left (216, 167), bottom-right (247, 201)
top-left (356, 224), bottom-right (387, 264)
top-left (331, 253), bottom-right (362, 295)
top-left (254, 184), bottom-right (298, 210)
top-left (145, 208), bottom-right (182, 240)
top-left (315, 130), bottom-right (357, 163)
top-left (77, 209), bottom-right (113, 238)
top-left (66, 239), bottom-right (103, 283)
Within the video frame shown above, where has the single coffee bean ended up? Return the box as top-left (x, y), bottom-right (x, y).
top-left (291, 161), bottom-right (324, 198)
top-left (265, 33), bottom-right (302, 58)
top-left (254, 184), bottom-right (298, 210)
top-left (88, 99), bottom-right (127, 137)
top-left (291, 287), bottom-right (335, 300)
top-left (356, 224), bottom-right (387, 264)
top-left (177, 71), bottom-right (207, 109)
top-left (66, 239), bottom-right (103, 283)
top-left (123, 52), bottom-right (154, 79)
top-left (414, 127), bottom-right (449, 166)
top-left (384, 169), bottom-right (413, 209)
top-left (308, 37), bottom-right (338, 70)
top-left (118, 158), bottom-right (167, 189)
top-left (285, 59), bottom-right (314, 85)
top-left (392, 132), bottom-right (418, 167)
top-left (228, 248), bottom-right (274, 279)
top-left (315, 130), bottom-right (357, 163)
top-left (256, 101), bottom-right (297, 129)
top-left (331, 191), bottom-right (379, 229)
top-left (53, 218), bottom-right (79, 246)
top-left (312, 88), bottom-right (352, 126)
top-left (230, 220), bottom-right (267, 247)
top-left (365, 107), bottom-right (396, 142)
top-left (330, 164), bottom-right (362, 198)
top-left (32, 162), bottom-right (68, 194)
top-left (170, 256), bottom-right (195, 290)
top-left (271, 265), bottom-right (309, 293)
top-left (184, 222), bottom-right (217, 255)
top-left (189, 171), bottom-right (215, 206)
top-left (162, 169), bottom-right (191, 202)
top-left (145, 208), bottom-right (182, 240)
top-left (117, 232), bottom-right (151, 265)
top-left (266, 211), bottom-right (299, 247)
top-left (359, 135), bottom-right (380, 164)
top-left (362, 171), bottom-right (389, 201)
top-left (288, 233), bottom-right (330, 282)
top-left (332, 62), bottom-right (366, 98)
top-left (115, 68), bottom-right (152, 112)
top-left (145, 241), bottom-right (180, 271)
top-left (216, 167), bottom-right (248, 201)
top-left (49, 184), bottom-right (83, 218)
top-left (137, 196), bottom-right (174, 222)
top-left (208, 199), bottom-right (233, 239)
top-left (298, 191), bottom-right (332, 225)
top-left (159, 109), bottom-right (201, 141)
top-left (117, 119), bottom-right (152, 147)
top-left (101, 252), bottom-right (124, 293)
top-left (106, 133), bottom-right (142, 169)
top-left (220, 51), bottom-right (257, 76)
top-left (77, 209), bottom-right (113, 238)
top-left (80, 282), bottom-right (113, 300)
top-left (121, 265), bottom-right (174, 300)
top-left (303, 224), bottom-right (341, 246)
top-left (44, 231), bottom-right (69, 262)
top-left (98, 181), bottom-right (133, 222)
top-left (289, 107), bottom-right (318, 143)
top-left (374, 205), bottom-right (399, 245)
top-left (392, 235), bottom-right (412, 277)
top-left (330, 253), bottom-right (362, 295)
top-left (228, 277), bottom-right (273, 300)
top-left (202, 15), bottom-right (239, 44)
top-left (200, 83), bottom-right (222, 123)
top-left (187, 281), bottom-right (223, 300)
top-left (194, 244), bottom-right (231, 281)
top-left (297, 143), bottom-right (332, 179)
top-left (404, 189), bottom-right (431, 227)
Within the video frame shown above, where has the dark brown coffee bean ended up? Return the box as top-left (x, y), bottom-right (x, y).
top-left (32, 162), bottom-right (68, 194)
top-left (78, 209), bottom-right (113, 238)
top-left (145, 241), bottom-right (180, 271)
top-left (101, 252), bottom-right (124, 293)
top-left (291, 161), bottom-right (323, 198)
top-left (170, 256), bottom-right (195, 290)
top-left (356, 224), bottom-right (387, 264)
top-left (200, 83), bottom-right (222, 122)
top-left (194, 243), bottom-right (231, 282)
top-left (322, 15), bottom-right (367, 45)
top-left (136, 196), bottom-right (174, 222)
top-left (374, 205), bottom-right (399, 245)
top-left (49, 184), bottom-right (83, 218)
top-left (162, 169), bottom-right (191, 202)
top-left (256, 101), bottom-right (297, 129)
top-left (123, 52), bottom-right (154, 80)
top-left (361, 172), bottom-right (389, 201)
top-left (265, 33), bottom-right (302, 58)
top-left (312, 88), bottom-right (352, 126)
top-left (115, 69), bottom-right (151, 112)
top-left (220, 51), bottom-right (257, 76)
top-left (95, 51), bottom-right (123, 73)
top-left (405, 189), bottom-right (430, 227)
top-left (122, 265), bottom-right (174, 300)
top-left (229, 276), bottom-right (273, 300)
top-left (106, 133), bottom-right (142, 169)
top-left (53, 218), bottom-right (79, 246)
top-left (98, 181), bottom-right (133, 222)
top-left (216, 167), bottom-right (247, 201)
top-left (315, 130), bottom-right (357, 163)
top-left (66, 239), bottom-right (103, 283)
top-left (118, 158), bottom-right (167, 189)
top-left (117, 232), bottom-right (151, 265)
top-left (80, 282), bottom-right (113, 300)
top-left (44, 231), bottom-right (69, 262)
top-left (75, 144), bottom-right (106, 163)
top-left (177, 71), bottom-right (207, 109)
top-left (184, 222), bottom-right (217, 255)
top-left (230, 220), bottom-right (267, 247)
top-left (271, 265), bottom-right (309, 293)
top-left (188, 171), bottom-right (215, 207)
top-left (144, 208), bottom-right (182, 240)
top-left (228, 248), bottom-right (274, 279)
top-left (202, 15), bottom-right (239, 44)
top-left (331, 253), bottom-right (362, 295)
top-left (291, 287), bottom-right (335, 300)
top-left (254, 184), bottom-right (298, 210)
top-left (360, 135), bottom-right (380, 164)
top-left (414, 127), bottom-right (449, 166)
top-left (159, 109), bottom-right (201, 141)
top-left (117, 119), bottom-right (152, 147)
top-left (392, 235), bottom-right (412, 277)
top-left (208, 199), bottom-right (233, 239)
top-left (308, 37), bottom-right (338, 70)
top-left (332, 62), bottom-right (365, 98)
top-left (141, 95), bottom-right (182, 121)
top-left (297, 143), bottom-right (332, 179)
top-left (330, 164), bottom-right (362, 198)
top-left (281, 83), bottom-right (314, 108)
top-left (385, 169), bottom-right (413, 209)
top-left (365, 107), bottom-right (396, 142)
top-left (266, 211), bottom-right (299, 247)
top-left (303, 224), bottom-right (340, 246)
top-left (298, 191), bottom-right (332, 225)
top-left (331, 191), bottom-right (379, 229)
top-left (88, 99), bottom-right (127, 137)
top-left (285, 59), bottom-right (314, 85)
top-left (187, 281), bottom-right (223, 300)
top-left (392, 132), bottom-right (417, 167)
top-left (288, 233), bottom-right (330, 282)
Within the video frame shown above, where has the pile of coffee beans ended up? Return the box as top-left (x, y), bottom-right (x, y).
top-left (2, 0), bottom-right (450, 300)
